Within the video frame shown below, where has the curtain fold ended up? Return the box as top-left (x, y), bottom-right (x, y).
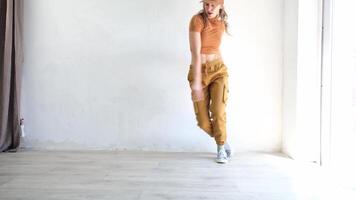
top-left (0, 0), bottom-right (24, 152)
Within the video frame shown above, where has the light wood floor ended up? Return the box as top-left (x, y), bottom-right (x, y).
top-left (0, 150), bottom-right (355, 200)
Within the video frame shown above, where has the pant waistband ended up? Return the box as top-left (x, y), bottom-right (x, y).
top-left (201, 58), bottom-right (224, 67)
top-left (202, 59), bottom-right (224, 74)
top-left (189, 59), bottom-right (225, 75)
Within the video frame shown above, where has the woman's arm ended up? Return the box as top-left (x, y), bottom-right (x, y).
top-left (189, 31), bottom-right (204, 101)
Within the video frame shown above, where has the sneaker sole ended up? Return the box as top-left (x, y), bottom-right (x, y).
top-left (215, 158), bottom-right (228, 164)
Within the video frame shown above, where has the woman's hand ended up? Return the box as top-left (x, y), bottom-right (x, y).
top-left (190, 81), bottom-right (204, 102)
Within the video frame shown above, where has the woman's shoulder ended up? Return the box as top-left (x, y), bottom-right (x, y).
top-left (189, 13), bottom-right (205, 32)
top-left (190, 14), bottom-right (204, 23)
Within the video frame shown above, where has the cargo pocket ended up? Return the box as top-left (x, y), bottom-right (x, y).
top-left (187, 66), bottom-right (193, 82)
top-left (187, 71), bottom-right (192, 82)
top-left (223, 84), bottom-right (228, 104)
top-left (193, 102), bottom-right (199, 114)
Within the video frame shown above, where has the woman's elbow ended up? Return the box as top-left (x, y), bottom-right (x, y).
top-left (190, 50), bottom-right (200, 58)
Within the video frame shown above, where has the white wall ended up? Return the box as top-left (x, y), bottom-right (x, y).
top-left (282, 0), bottom-right (298, 158)
top-left (327, 0), bottom-right (356, 184)
top-left (282, 0), bottom-right (322, 162)
top-left (20, 0), bottom-right (283, 152)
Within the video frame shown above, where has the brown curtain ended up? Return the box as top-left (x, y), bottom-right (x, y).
top-left (0, 0), bottom-right (23, 152)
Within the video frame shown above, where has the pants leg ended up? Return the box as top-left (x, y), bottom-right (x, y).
top-left (210, 76), bottom-right (228, 145)
top-left (192, 87), bottom-right (214, 137)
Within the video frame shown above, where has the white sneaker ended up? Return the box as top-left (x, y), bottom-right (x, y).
top-left (224, 142), bottom-right (234, 159)
top-left (216, 146), bottom-right (228, 164)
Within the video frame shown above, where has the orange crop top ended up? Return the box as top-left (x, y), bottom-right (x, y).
top-left (189, 14), bottom-right (225, 54)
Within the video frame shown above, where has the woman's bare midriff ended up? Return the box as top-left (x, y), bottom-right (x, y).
top-left (195, 53), bottom-right (222, 64)
top-left (201, 53), bottom-right (221, 64)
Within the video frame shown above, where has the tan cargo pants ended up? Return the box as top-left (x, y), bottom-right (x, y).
top-left (187, 59), bottom-right (229, 145)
